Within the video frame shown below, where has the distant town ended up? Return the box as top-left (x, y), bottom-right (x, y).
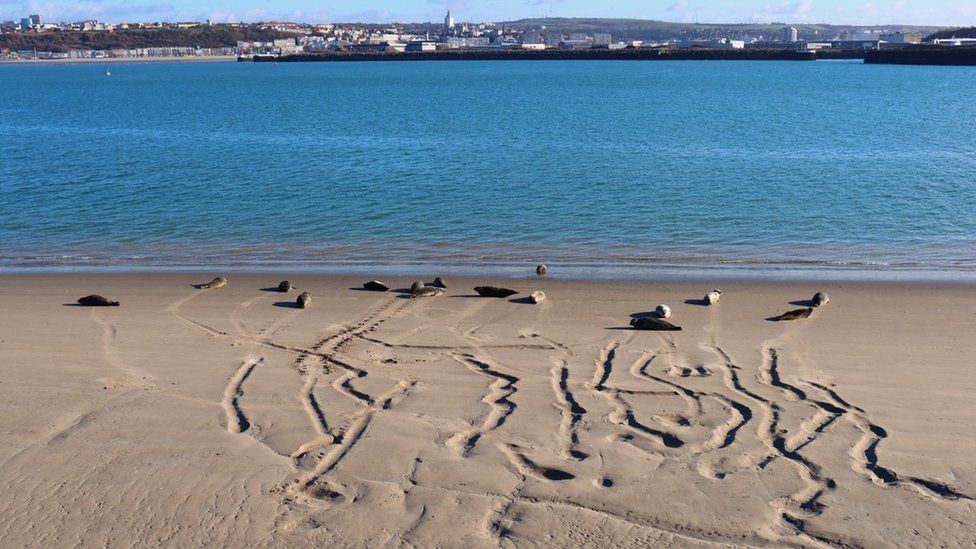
top-left (2, 11), bottom-right (975, 61)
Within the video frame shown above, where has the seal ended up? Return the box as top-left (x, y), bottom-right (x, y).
top-left (812, 292), bottom-right (830, 307)
top-left (410, 281), bottom-right (426, 294)
top-left (411, 286), bottom-right (445, 298)
top-left (655, 304), bottom-right (672, 319)
top-left (529, 290), bottom-right (546, 304)
top-left (704, 289), bottom-right (722, 305)
top-left (775, 308), bottom-right (813, 321)
top-left (630, 317), bottom-right (682, 331)
top-left (474, 286), bottom-right (519, 298)
top-left (296, 292), bottom-right (311, 309)
top-left (277, 280), bottom-right (293, 293)
top-left (77, 295), bottom-right (120, 307)
top-left (430, 277), bottom-right (447, 289)
top-left (194, 277), bottom-right (227, 290)
top-left (363, 280), bottom-right (390, 292)
top-left (536, 264), bottom-right (547, 276)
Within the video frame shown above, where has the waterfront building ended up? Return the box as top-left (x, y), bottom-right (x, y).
top-left (29, 14), bottom-right (41, 27)
top-left (879, 32), bottom-right (922, 44)
top-left (782, 26), bottom-right (798, 43)
top-left (593, 33), bottom-right (612, 47)
top-left (405, 40), bottom-right (437, 52)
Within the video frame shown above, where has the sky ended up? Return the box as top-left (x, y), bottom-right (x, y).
top-left (2, 0), bottom-right (974, 27)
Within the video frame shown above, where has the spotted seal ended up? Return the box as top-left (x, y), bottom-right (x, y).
top-left (411, 286), bottom-right (445, 298)
top-left (77, 295), bottom-right (120, 307)
top-left (194, 277), bottom-right (227, 290)
top-left (655, 304), bottom-right (672, 319)
top-left (474, 286), bottom-right (519, 298)
top-left (430, 277), bottom-right (447, 289)
top-left (812, 292), bottom-right (830, 307)
top-left (296, 292), bottom-right (312, 309)
top-left (410, 281), bottom-right (426, 294)
top-left (536, 264), bottom-right (547, 276)
top-left (277, 280), bottom-right (294, 293)
top-left (775, 308), bottom-right (813, 321)
top-left (529, 290), bottom-right (546, 304)
top-left (363, 280), bottom-right (390, 292)
top-left (704, 289), bottom-right (722, 305)
top-left (630, 317), bottom-right (682, 331)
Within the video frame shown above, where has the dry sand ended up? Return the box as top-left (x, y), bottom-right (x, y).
top-left (0, 273), bottom-right (972, 547)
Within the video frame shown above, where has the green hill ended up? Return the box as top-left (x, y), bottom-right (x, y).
top-left (501, 17), bottom-right (941, 42)
top-left (0, 26), bottom-right (296, 53)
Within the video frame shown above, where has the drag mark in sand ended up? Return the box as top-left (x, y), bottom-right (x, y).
top-left (805, 380), bottom-right (972, 503)
top-left (447, 353), bottom-right (520, 457)
top-left (590, 341), bottom-right (684, 450)
top-left (223, 357), bottom-right (263, 434)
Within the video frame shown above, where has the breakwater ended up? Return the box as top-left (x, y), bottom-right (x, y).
top-left (257, 48), bottom-right (816, 63)
top-left (865, 46), bottom-right (976, 66)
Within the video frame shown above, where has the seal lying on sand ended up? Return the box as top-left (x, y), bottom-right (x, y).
top-left (410, 281), bottom-right (426, 294)
top-left (630, 317), bottom-right (682, 331)
top-left (775, 308), bottom-right (813, 321)
top-left (194, 277), bottom-right (227, 290)
top-left (411, 286), bottom-right (445, 298)
top-left (704, 289), bottom-right (722, 305)
top-left (277, 281), bottom-right (293, 293)
top-left (536, 264), bottom-right (547, 276)
top-left (430, 277), bottom-right (447, 289)
top-left (529, 290), bottom-right (546, 304)
top-left (77, 295), bottom-right (120, 307)
top-left (812, 291), bottom-right (830, 307)
top-left (655, 304), bottom-right (672, 319)
top-left (474, 286), bottom-right (519, 298)
top-left (363, 280), bottom-right (390, 292)
top-left (296, 292), bottom-right (311, 309)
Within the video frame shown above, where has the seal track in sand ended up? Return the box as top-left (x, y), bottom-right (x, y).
top-left (446, 353), bottom-right (520, 457)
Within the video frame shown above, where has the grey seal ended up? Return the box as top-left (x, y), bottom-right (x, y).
top-left (363, 280), bottom-right (390, 292)
top-left (529, 290), bottom-right (546, 304)
top-left (474, 286), bottom-right (519, 298)
top-left (194, 276), bottom-right (227, 290)
top-left (536, 264), bottom-right (547, 276)
top-left (812, 292), bottom-right (830, 307)
top-left (411, 286), bottom-right (445, 298)
top-left (296, 292), bottom-right (311, 309)
top-left (277, 280), bottom-right (294, 293)
top-left (704, 289), bottom-right (722, 305)
top-left (775, 308), bottom-right (813, 321)
top-left (77, 295), bottom-right (120, 307)
top-left (630, 317), bottom-right (682, 331)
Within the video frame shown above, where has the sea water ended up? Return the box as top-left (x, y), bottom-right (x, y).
top-left (1, 59), bottom-right (974, 276)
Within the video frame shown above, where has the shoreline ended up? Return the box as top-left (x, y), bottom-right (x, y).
top-left (0, 55), bottom-right (237, 65)
top-left (3, 264), bottom-right (976, 284)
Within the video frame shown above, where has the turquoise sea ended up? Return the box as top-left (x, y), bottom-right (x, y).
top-left (1, 59), bottom-right (974, 277)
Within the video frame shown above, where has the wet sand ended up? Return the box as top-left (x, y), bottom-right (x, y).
top-left (0, 273), bottom-right (972, 547)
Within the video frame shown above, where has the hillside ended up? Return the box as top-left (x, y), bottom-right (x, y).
top-left (0, 26), bottom-right (296, 52)
top-left (501, 17), bottom-right (941, 42)
top-left (925, 27), bottom-right (976, 41)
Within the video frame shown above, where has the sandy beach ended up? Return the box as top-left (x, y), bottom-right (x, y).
top-left (0, 273), bottom-right (972, 547)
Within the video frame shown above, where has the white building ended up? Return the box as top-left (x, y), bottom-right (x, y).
top-left (593, 33), bottom-right (612, 47)
top-left (782, 26), bottom-right (798, 43)
top-left (443, 11), bottom-right (454, 36)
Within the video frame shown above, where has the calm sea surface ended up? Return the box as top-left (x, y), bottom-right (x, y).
top-left (1, 59), bottom-right (974, 276)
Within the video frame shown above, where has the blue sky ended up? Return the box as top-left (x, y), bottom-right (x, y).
top-left (2, 1), bottom-right (973, 26)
